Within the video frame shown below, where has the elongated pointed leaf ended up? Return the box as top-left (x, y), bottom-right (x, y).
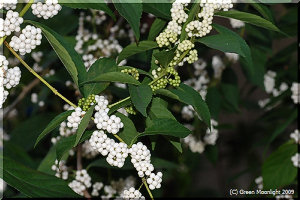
top-left (25, 20), bottom-right (86, 90)
top-left (129, 84), bottom-right (153, 117)
top-left (115, 112), bottom-right (139, 146)
top-left (74, 105), bottom-right (95, 147)
top-left (117, 41), bottom-right (158, 64)
top-left (148, 18), bottom-right (167, 41)
top-left (215, 10), bottom-right (280, 32)
top-left (1, 155), bottom-right (79, 198)
top-left (112, 0), bottom-right (142, 40)
top-left (81, 72), bottom-right (141, 86)
top-left (34, 110), bottom-right (73, 147)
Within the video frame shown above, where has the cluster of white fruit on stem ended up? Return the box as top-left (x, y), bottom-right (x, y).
top-left (156, 0), bottom-right (233, 67)
top-left (0, 55), bottom-right (21, 108)
top-left (31, 0), bottom-right (62, 19)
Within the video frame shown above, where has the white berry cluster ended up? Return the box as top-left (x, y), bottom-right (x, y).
top-left (122, 187), bottom-right (145, 200)
top-left (183, 119), bottom-right (219, 154)
top-left (82, 140), bottom-right (99, 159)
top-left (185, 0), bottom-right (233, 38)
top-left (51, 159), bottom-right (68, 180)
top-left (9, 25), bottom-right (42, 55)
top-left (31, 0), bottom-right (62, 20)
top-left (259, 71), bottom-right (289, 109)
top-left (0, 10), bottom-right (23, 37)
top-left (91, 182), bottom-right (104, 196)
top-left (69, 169), bottom-right (92, 196)
top-left (59, 121), bottom-right (76, 137)
top-left (129, 142), bottom-right (154, 178)
top-left (0, 0), bottom-right (17, 10)
top-left (146, 172), bottom-right (163, 190)
top-left (107, 142), bottom-right (129, 168)
top-left (291, 82), bottom-right (299, 104)
top-left (1, 55), bottom-right (21, 108)
top-left (290, 129), bottom-right (299, 144)
top-left (99, 176), bottom-right (135, 199)
top-left (89, 130), bottom-right (114, 156)
top-left (291, 153), bottom-right (299, 168)
top-left (93, 95), bottom-right (124, 134)
top-left (67, 107), bottom-right (86, 129)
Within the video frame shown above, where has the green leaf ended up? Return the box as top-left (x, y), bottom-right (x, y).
top-left (153, 48), bottom-right (176, 67)
top-left (80, 72), bottom-right (141, 86)
top-left (56, 131), bottom-right (93, 161)
top-left (1, 155), bottom-right (79, 197)
top-left (81, 58), bottom-right (118, 97)
top-left (60, 0), bottom-right (116, 20)
top-left (215, 10), bottom-right (280, 32)
top-left (3, 141), bottom-right (36, 169)
top-left (151, 157), bottom-right (179, 169)
top-left (220, 83), bottom-right (239, 112)
top-left (25, 20), bottom-right (86, 90)
top-left (117, 41), bottom-right (158, 64)
top-left (37, 146), bottom-right (58, 175)
top-left (206, 87), bottom-right (222, 119)
top-left (115, 112), bottom-right (140, 146)
top-left (34, 110), bottom-right (73, 148)
top-left (143, 118), bottom-right (191, 138)
top-left (148, 18), bottom-right (167, 41)
top-left (87, 158), bottom-right (134, 170)
top-left (197, 24), bottom-right (257, 86)
top-left (142, 0), bottom-right (171, 20)
top-left (250, 2), bottom-right (275, 23)
top-left (171, 84), bottom-right (211, 128)
top-left (154, 88), bottom-right (180, 101)
top-left (74, 105), bottom-right (95, 147)
top-left (129, 84), bottom-right (153, 117)
top-left (108, 98), bottom-right (132, 115)
top-left (10, 113), bottom-right (56, 151)
top-left (112, 0), bottom-right (142, 40)
top-left (262, 142), bottom-right (298, 189)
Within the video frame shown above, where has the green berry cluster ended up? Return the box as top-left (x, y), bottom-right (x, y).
top-left (166, 67), bottom-right (181, 87)
top-left (121, 68), bottom-right (139, 80)
top-left (78, 94), bottom-right (96, 111)
top-left (125, 106), bottom-right (137, 115)
top-left (150, 77), bottom-right (168, 91)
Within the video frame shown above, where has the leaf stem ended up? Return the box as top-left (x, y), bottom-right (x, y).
top-left (142, 178), bottom-right (154, 200)
top-left (0, 0), bottom-right (34, 46)
top-left (4, 41), bottom-right (77, 108)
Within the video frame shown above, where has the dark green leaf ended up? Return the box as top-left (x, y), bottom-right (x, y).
top-left (117, 41), bottom-right (158, 64)
top-left (1, 155), bottom-right (79, 197)
top-left (60, 0), bottom-right (116, 20)
top-left (87, 158), bottom-right (133, 170)
top-left (215, 10), bottom-right (280, 32)
top-left (81, 58), bottom-right (118, 97)
top-left (153, 48), bottom-right (176, 67)
top-left (220, 83), bottom-right (239, 112)
top-left (262, 142), bottom-right (298, 189)
top-left (74, 105), bottom-right (95, 147)
top-left (129, 84), bottom-right (153, 117)
top-left (35, 110), bottom-right (73, 147)
top-left (115, 112), bottom-right (140, 146)
top-left (25, 20), bottom-right (86, 91)
top-left (142, 0), bottom-right (171, 20)
top-left (206, 87), bottom-right (222, 119)
top-left (148, 18), bottom-right (167, 41)
top-left (81, 72), bottom-right (141, 86)
top-left (113, 0), bottom-right (142, 40)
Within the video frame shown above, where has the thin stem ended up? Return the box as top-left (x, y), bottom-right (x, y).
top-left (0, 0), bottom-right (34, 46)
top-left (138, 182), bottom-right (144, 191)
top-left (142, 178), bottom-right (154, 200)
top-left (108, 96), bottom-right (130, 108)
top-left (4, 41), bottom-right (77, 108)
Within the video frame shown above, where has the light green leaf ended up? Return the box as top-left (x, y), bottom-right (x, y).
top-left (1, 155), bottom-right (79, 197)
top-left (34, 110), bottom-right (73, 148)
top-left (129, 84), bottom-right (153, 117)
top-left (215, 10), bottom-right (280, 32)
top-left (262, 142), bottom-right (298, 189)
top-left (117, 41), bottom-right (158, 64)
top-left (112, 0), bottom-right (142, 40)
top-left (74, 105), bottom-right (95, 147)
top-left (80, 72), bottom-right (141, 86)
